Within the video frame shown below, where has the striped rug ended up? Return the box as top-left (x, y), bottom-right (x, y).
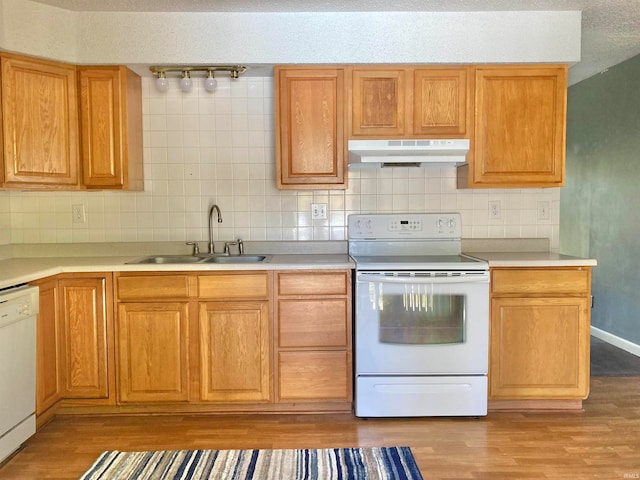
top-left (79, 446), bottom-right (423, 480)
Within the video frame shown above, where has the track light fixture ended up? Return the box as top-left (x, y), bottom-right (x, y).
top-left (149, 65), bottom-right (247, 93)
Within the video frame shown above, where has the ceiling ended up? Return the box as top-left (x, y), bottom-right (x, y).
top-left (29, 0), bottom-right (640, 85)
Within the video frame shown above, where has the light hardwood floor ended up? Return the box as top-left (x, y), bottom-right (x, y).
top-left (2, 377), bottom-right (640, 479)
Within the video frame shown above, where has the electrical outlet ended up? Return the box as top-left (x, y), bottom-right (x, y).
top-left (311, 203), bottom-right (327, 220)
top-left (537, 201), bottom-right (550, 220)
top-left (488, 200), bottom-right (501, 220)
top-left (72, 204), bottom-right (86, 224)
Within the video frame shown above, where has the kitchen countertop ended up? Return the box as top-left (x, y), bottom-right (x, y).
top-left (467, 251), bottom-right (597, 267)
top-left (0, 246), bottom-right (597, 290)
top-left (0, 254), bottom-right (355, 290)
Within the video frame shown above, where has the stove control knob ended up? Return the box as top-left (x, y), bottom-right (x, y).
top-left (437, 218), bottom-right (446, 229)
top-left (448, 218), bottom-right (456, 229)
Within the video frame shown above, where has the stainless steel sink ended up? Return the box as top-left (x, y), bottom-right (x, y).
top-left (201, 255), bottom-right (268, 264)
top-left (127, 255), bottom-right (207, 264)
top-left (126, 254), bottom-right (270, 265)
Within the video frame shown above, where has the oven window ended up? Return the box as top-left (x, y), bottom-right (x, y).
top-left (376, 287), bottom-right (465, 345)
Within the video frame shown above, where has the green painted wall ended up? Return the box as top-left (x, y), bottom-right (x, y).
top-left (562, 54), bottom-right (640, 344)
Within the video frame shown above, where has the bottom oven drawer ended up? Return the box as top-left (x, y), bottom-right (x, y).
top-left (355, 375), bottom-right (487, 417)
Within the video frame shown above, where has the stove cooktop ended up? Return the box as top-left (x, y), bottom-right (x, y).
top-left (351, 254), bottom-right (488, 271)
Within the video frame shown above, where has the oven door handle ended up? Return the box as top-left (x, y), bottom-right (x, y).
top-left (356, 273), bottom-right (489, 284)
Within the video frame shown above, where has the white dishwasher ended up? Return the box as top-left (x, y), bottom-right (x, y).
top-left (0, 284), bottom-right (39, 464)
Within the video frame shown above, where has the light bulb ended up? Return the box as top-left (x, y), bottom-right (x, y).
top-left (204, 71), bottom-right (218, 92)
top-left (155, 72), bottom-right (170, 92)
top-left (179, 71), bottom-right (193, 92)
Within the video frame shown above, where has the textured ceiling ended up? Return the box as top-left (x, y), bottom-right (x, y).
top-left (29, 0), bottom-right (640, 85)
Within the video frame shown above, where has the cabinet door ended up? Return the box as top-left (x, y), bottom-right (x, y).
top-left (117, 303), bottom-right (190, 403)
top-left (490, 296), bottom-right (590, 399)
top-left (34, 279), bottom-right (61, 415)
top-left (1, 53), bottom-right (79, 187)
top-left (58, 277), bottom-right (111, 399)
top-left (199, 301), bottom-right (271, 402)
top-left (350, 68), bottom-right (408, 137)
top-left (275, 67), bottom-right (346, 189)
top-left (469, 65), bottom-right (567, 187)
top-left (79, 66), bottom-right (143, 190)
top-left (413, 68), bottom-right (470, 136)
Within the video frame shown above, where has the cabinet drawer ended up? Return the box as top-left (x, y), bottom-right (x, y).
top-left (278, 351), bottom-right (351, 401)
top-left (117, 275), bottom-right (190, 300)
top-left (277, 271), bottom-right (348, 296)
top-left (198, 273), bottom-right (269, 300)
top-left (278, 299), bottom-right (349, 348)
top-left (491, 268), bottom-right (590, 296)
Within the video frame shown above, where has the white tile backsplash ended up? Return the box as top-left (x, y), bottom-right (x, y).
top-left (4, 75), bottom-right (560, 249)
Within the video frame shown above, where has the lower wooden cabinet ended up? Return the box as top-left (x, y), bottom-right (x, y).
top-left (32, 273), bottom-right (114, 424)
top-left (199, 301), bottom-right (271, 402)
top-left (58, 277), bottom-right (112, 399)
top-left (116, 302), bottom-right (190, 403)
top-left (489, 267), bottom-right (592, 409)
top-left (33, 278), bottom-right (62, 416)
top-left (275, 270), bottom-right (352, 406)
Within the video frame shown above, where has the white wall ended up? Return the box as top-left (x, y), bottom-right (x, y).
top-left (0, 193), bottom-right (10, 245)
top-left (0, 1), bottom-right (581, 66)
top-left (8, 76), bottom-right (560, 248)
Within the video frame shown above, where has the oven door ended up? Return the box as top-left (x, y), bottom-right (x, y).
top-left (355, 270), bottom-right (489, 375)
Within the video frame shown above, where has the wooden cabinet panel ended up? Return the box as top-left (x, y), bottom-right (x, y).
top-left (489, 266), bottom-right (592, 407)
top-left (492, 268), bottom-right (590, 296)
top-left (275, 66), bottom-right (346, 189)
top-left (351, 68), bottom-right (407, 137)
top-left (463, 65), bottom-right (567, 188)
top-left (79, 66), bottom-right (143, 190)
top-left (274, 269), bottom-right (352, 407)
top-left (349, 66), bottom-right (471, 139)
top-left (490, 297), bottom-right (590, 399)
top-left (116, 274), bottom-right (190, 300)
top-left (1, 53), bottom-right (79, 187)
top-left (34, 279), bottom-right (61, 415)
top-left (278, 299), bottom-right (348, 348)
top-left (199, 301), bottom-right (271, 402)
top-left (277, 271), bottom-right (348, 296)
top-left (198, 273), bottom-right (269, 300)
top-left (117, 303), bottom-right (190, 403)
top-left (413, 68), bottom-right (470, 136)
top-left (278, 351), bottom-right (351, 401)
top-left (58, 277), bottom-right (110, 399)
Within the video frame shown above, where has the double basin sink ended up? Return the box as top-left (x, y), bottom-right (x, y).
top-left (126, 254), bottom-right (271, 265)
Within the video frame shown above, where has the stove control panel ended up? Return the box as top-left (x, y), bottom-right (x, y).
top-left (348, 213), bottom-right (461, 239)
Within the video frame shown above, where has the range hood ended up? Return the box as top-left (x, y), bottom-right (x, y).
top-left (348, 139), bottom-right (470, 168)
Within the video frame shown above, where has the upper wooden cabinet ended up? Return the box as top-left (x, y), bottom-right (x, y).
top-left (458, 65), bottom-right (567, 188)
top-left (1, 52), bottom-right (80, 188)
top-left (348, 66), bottom-right (472, 138)
top-left (78, 66), bottom-right (143, 190)
top-left (274, 66), bottom-right (347, 189)
top-left (0, 51), bottom-right (143, 191)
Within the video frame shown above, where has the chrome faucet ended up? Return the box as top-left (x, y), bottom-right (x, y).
top-left (208, 204), bottom-right (222, 253)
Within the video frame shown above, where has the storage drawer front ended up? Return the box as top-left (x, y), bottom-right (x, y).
top-left (278, 299), bottom-right (348, 348)
top-left (198, 273), bottom-right (269, 299)
top-left (278, 351), bottom-right (351, 401)
top-left (491, 268), bottom-right (590, 295)
top-left (117, 275), bottom-right (190, 300)
top-left (277, 272), bottom-right (348, 296)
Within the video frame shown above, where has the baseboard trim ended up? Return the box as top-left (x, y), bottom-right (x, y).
top-left (591, 326), bottom-right (640, 358)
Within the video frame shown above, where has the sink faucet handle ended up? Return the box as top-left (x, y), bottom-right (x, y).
top-left (237, 238), bottom-right (244, 255)
top-left (224, 240), bottom-right (238, 255)
top-left (185, 241), bottom-right (200, 255)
